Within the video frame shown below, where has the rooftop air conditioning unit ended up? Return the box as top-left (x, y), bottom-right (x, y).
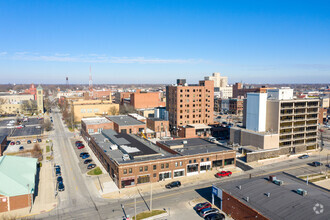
top-left (122, 154), bottom-right (130, 161)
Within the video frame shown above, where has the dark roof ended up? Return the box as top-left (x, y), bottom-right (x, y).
top-left (147, 117), bottom-right (167, 122)
top-left (215, 173), bottom-right (330, 220)
top-left (107, 115), bottom-right (145, 126)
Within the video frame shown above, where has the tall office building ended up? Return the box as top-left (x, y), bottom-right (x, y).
top-left (205, 72), bottom-right (232, 99)
top-left (166, 79), bottom-right (214, 131)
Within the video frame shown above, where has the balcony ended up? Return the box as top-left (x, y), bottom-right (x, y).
top-left (280, 129), bottom-right (292, 135)
top-left (281, 105), bottom-right (293, 109)
top-left (306, 120), bottom-right (317, 126)
top-left (281, 110), bottom-right (293, 115)
top-left (293, 128), bottom-right (305, 134)
top-left (306, 132), bottom-right (317, 138)
top-left (293, 134), bottom-right (305, 140)
top-left (293, 122), bottom-right (306, 127)
top-left (293, 116), bottom-right (306, 121)
top-left (294, 109), bottom-right (306, 114)
top-left (280, 116), bottom-right (293, 122)
top-left (279, 141), bottom-right (292, 147)
top-left (306, 138), bottom-right (317, 144)
top-left (307, 108), bottom-right (318, 113)
top-left (293, 140), bottom-right (305, 146)
top-left (280, 122), bottom-right (293, 128)
top-left (307, 114), bottom-right (318, 119)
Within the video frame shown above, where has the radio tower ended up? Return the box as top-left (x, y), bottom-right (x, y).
top-left (66, 76), bottom-right (69, 91)
top-left (89, 65), bottom-right (93, 91)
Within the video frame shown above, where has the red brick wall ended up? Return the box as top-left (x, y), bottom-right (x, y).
top-left (0, 195), bottom-right (9, 212)
top-left (9, 194), bottom-right (31, 211)
top-left (131, 92), bottom-right (165, 109)
top-left (222, 191), bottom-right (268, 220)
top-left (117, 124), bottom-right (146, 134)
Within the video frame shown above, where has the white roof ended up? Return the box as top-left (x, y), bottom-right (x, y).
top-left (187, 124), bottom-right (211, 129)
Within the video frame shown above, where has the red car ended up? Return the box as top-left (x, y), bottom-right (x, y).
top-left (194, 202), bottom-right (212, 212)
top-left (77, 145), bottom-right (85, 149)
top-left (215, 171), bottom-right (232, 178)
top-left (10, 141), bottom-right (15, 145)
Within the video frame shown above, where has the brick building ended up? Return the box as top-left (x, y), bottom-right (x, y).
top-left (82, 129), bottom-right (236, 189)
top-left (81, 117), bottom-right (114, 135)
top-left (166, 79), bottom-right (214, 133)
top-left (0, 156), bottom-right (37, 213)
top-left (233, 83), bottom-right (271, 98)
top-left (229, 98), bottom-right (243, 115)
top-left (146, 117), bottom-right (169, 138)
top-left (211, 173), bottom-right (330, 220)
top-left (177, 124), bottom-right (211, 138)
top-left (130, 91), bottom-right (165, 109)
top-left (107, 115), bottom-right (146, 134)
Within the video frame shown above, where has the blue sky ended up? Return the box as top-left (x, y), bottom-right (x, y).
top-left (0, 0), bottom-right (329, 84)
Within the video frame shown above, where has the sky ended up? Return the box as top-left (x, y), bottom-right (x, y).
top-left (0, 0), bottom-right (329, 84)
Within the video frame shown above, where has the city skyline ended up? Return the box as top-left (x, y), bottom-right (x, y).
top-left (0, 0), bottom-right (329, 84)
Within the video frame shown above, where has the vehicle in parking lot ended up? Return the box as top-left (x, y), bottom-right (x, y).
top-left (58, 182), bottom-right (65, 191)
top-left (54, 164), bottom-right (60, 169)
top-left (77, 144), bottom-right (85, 149)
top-left (194, 202), bottom-right (212, 212)
top-left (27, 140), bottom-right (31, 144)
top-left (16, 125), bottom-right (24, 129)
top-left (87, 164), bottom-right (96, 169)
top-left (16, 141), bottom-right (21, 145)
top-left (204, 213), bottom-right (225, 220)
top-left (19, 146), bottom-right (24, 151)
top-left (75, 141), bottom-right (82, 145)
top-left (299, 154), bottom-right (309, 159)
top-left (311, 161), bottom-right (323, 167)
top-left (33, 139), bottom-right (37, 143)
top-left (165, 181), bottom-right (181, 189)
top-left (84, 159), bottom-right (92, 164)
top-left (215, 171), bottom-right (232, 178)
top-left (10, 141), bottom-right (15, 145)
top-left (80, 152), bottom-right (88, 157)
top-left (37, 139), bottom-right (42, 142)
top-left (82, 154), bottom-right (90, 159)
top-left (200, 208), bottom-right (220, 218)
top-left (55, 168), bottom-right (61, 176)
top-left (222, 121), bottom-right (227, 125)
top-left (57, 176), bottom-right (63, 183)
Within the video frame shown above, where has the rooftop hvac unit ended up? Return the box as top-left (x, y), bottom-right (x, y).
top-left (110, 144), bottom-right (118, 150)
top-left (122, 154), bottom-right (130, 161)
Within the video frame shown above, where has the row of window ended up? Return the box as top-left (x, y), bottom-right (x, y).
top-left (80, 108), bottom-right (100, 113)
top-left (122, 158), bottom-right (210, 175)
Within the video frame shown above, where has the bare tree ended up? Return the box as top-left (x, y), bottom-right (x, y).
top-left (109, 106), bottom-right (119, 115)
top-left (43, 119), bottom-right (52, 131)
top-left (31, 144), bottom-right (43, 161)
top-left (0, 98), bottom-right (6, 114)
top-left (119, 104), bottom-right (136, 114)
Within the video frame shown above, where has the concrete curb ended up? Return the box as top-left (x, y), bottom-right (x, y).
top-left (142, 211), bottom-right (168, 220)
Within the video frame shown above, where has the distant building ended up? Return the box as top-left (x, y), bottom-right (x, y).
top-left (154, 107), bottom-right (169, 121)
top-left (130, 91), bottom-right (165, 109)
top-left (0, 156), bottom-right (38, 213)
top-left (107, 115), bottom-right (146, 134)
top-left (24, 84), bottom-right (37, 100)
top-left (0, 93), bottom-right (34, 114)
top-left (166, 79), bottom-right (214, 133)
top-left (146, 117), bottom-right (169, 138)
top-left (232, 82), bottom-right (272, 98)
top-left (205, 73), bottom-right (232, 99)
top-left (36, 85), bottom-right (44, 114)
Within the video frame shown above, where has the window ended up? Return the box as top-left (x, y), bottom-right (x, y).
top-left (161, 164), bottom-right (164, 169)
top-left (139, 128), bottom-right (144, 132)
top-left (129, 168), bottom-right (132, 173)
top-left (139, 167), bottom-right (143, 172)
top-left (179, 161), bottom-right (183, 166)
top-left (175, 162), bottom-right (178, 167)
top-left (153, 165), bottom-right (157, 170)
top-left (94, 109), bottom-right (99, 113)
top-left (193, 159), bottom-right (196, 163)
top-left (144, 166), bottom-right (148, 171)
top-left (88, 129), bottom-right (94, 134)
top-left (166, 163), bottom-right (169, 168)
top-left (189, 160), bottom-right (192, 164)
top-left (153, 173), bottom-right (156, 178)
top-left (123, 169), bottom-right (127, 174)
top-left (201, 158), bottom-right (204, 162)
top-left (207, 158), bottom-right (209, 161)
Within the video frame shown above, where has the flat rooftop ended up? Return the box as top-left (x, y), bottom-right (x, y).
top-left (215, 173), bottom-right (330, 220)
top-left (128, 113), bottom-right (146, 120)
top-left (158, 138), bottom-right (233, 156)
top-left (147, 117), bottom-right (167, 122)
top-left (82, 117), bottom-right (111, 125)
top-left (107, 115), bottom-right (145, 126)
top-left (91, 129), bottom-right (171, 164)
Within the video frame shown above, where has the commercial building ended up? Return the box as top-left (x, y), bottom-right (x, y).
top-left (71, 99), bottom-right (119, 122)
top-left (211, 173), bottom-right (330, 220)
top-left (231, 88), bottom-right (319, 159)
top-left (205, 73), bottom-right (232, 99)
top-left (146, 117), bottom-right (169, 138)
top-left (107, 115), bottom-right (146, 134)
top-left (0, 94), bottom-right (34, 114)
top-left (154, 107), bottom-right (169, 121)
top-left (0, 156), bottom-right (38, 213)
top-left (82, 129), bottom-right (236, 189)
top-left (229, 98), bottom-right (243, 115)
top-left (130, 91), bottom-right (165, 109)
top-left (0, 136), bottom-right (7, 156)
top-left (178, 124), bottom-right (211, 138)
top-left (166, 79), bottom-right (214, 133)
top-left (81, 117), bottom-right (114, 135)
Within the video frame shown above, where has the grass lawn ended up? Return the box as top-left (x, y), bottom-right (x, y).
top-left (46, 145), bottom-right (50, 153)
top-left (310, 176), bottom-right (327, 183)
top-left (87, 167), bottom-right (103, 175)
top-left (133, 210), bottom-right (166, 220)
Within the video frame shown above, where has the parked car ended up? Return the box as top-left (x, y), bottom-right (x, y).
top-left (75, 141), bottom-right (82, 145)
top-left (77, 145), bottom-right (85, 149)
top-left (194, 202), bottom-right (212, 212)
top-left (299, 154), bottom-right (309, 159)
top-left (57, 176), bottom-right (63, 183)
top-left (87, 164), bottom-right (96, 169)
top-left (76, 142), bottom-right (84, 147)
top-left (10, 141), bottom-right (15, 145)
top-left (80, 152), bottom-right (88, 157)
top-left (37, 139), bottom-right (42, 142)
top-left (54, 164), bottom-right (61, 169)
top-left (215, 171), bottom-right (232, 178)
top-left (58, 182), bottom-right (65, 191)
top-left (82, 154), bottom-right (90, 159)
top-left (222, 122), bottom-right (227, 125)
top-left (165, 181), bottom-right (181, 189)
top-left (33, 139), bottom-right (37, 143)
top-left (216, 116), bottom-right (221, 119)
top-left (326, 164), bottom-right (330, 168)
top-left (84, 159), bottom-right (93, 164)
top-left (16, 141), bottom-right (21, 145)
top-left (311, 161), bottom-right (323, 167)
top-left (19, 146), bottom-right (24, 151)
top-left (200, 208), bottom-right (220, 218)
top-left (55, 168), bottom-right (61, 176)
top-left (205, 213), bottom-right (225, 220)
top-left (16, 125), bottom-right (24, 129)
top-left (27, 140), bottom-right (32, 144)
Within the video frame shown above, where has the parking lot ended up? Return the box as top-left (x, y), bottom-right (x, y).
top-left (70, 139), bottom-right (96, 174)
top-left (0, 117), bottom-right (44, 137)
top-left (11, 126), bottom-right (43, 137)
top-left (4, 137), bottom-right (46, 154)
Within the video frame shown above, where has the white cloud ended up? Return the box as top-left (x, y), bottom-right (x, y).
top-left (0, 52), bottom-right (202, 64)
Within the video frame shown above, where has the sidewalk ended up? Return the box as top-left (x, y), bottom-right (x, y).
top-left (101, 166), bottom-right (241, 200)
top-left (0, 159), bottom-right (57, 219)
